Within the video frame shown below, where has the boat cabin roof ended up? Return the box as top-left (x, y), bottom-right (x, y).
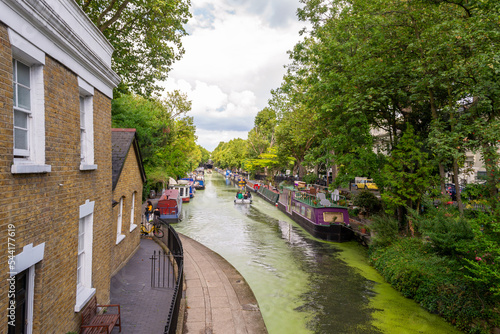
top-left (161, 189), bottom-right (180, 200)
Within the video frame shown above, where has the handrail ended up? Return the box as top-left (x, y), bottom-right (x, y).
top-left (156, 219), bottom-right (184, 334)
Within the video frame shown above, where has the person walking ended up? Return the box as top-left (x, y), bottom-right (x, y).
top-left (145, 200), bottom-right (153, 222)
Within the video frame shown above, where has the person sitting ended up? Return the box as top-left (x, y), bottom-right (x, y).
top-left (243, 192), bottom-right (248, 199)
top-left (237, 191), bottom-right (243, 199)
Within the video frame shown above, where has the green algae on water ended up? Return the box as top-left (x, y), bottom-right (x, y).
top-left (335, 241), bottom-right (461, 334)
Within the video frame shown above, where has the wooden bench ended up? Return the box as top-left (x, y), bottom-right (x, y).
top-left (80, 295), bottom-right (121, 334)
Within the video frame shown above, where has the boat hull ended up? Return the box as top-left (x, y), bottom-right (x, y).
top-left (255, 186), bottom-right (279, 205)
top-left (234, 198), bottom-right (252, 204)
top-left (159, 215), bottom-right (181, 223)
top-left (277, 202), bottom-right (353, 242)
top-left (277, 187), bottom-right (354, 242)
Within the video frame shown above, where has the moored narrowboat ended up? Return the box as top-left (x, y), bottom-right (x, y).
top-left (256, 185), bottom-right (280, 205)
top-left (277, 186), bottom-right (353, 242)
top-left (179, 179), bottom-right (195, 198)
top-left (157, 189), bottom-right (182, 223)
top-left (171, 183), bottom-right (190, 202)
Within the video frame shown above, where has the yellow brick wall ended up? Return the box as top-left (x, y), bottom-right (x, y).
top-left (111, 142), bottom-right (143, 276)
top-left (0, 23), bottom-right (114, 333)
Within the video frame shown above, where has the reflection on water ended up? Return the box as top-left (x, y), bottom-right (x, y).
top-left (175, 174), bottom-right (459, 334)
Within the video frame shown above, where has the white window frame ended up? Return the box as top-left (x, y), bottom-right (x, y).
top-left (78, 78), bottom-right (97, 170)
top-left (9, 29), bottom-right (50, 174)
top-left (130, 192), bottom-right (138, 232)
top-left (116, 197), bottom-right (125, 244)
top-left (10, 243), bottom-right (45, 334)
top-left (75, 200), bottom-right (95, 312)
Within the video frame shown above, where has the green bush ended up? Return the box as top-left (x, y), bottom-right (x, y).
top-left (303, 173), bottom-right (318, 185)
top-left (353, 190), bottom-right (382, 216)
top-left (413, 206), bottom-right (474, 255)
top-left (461, 183), bottom-right (489, 201)
top-left (369, 214), bottom-right (399, 247)
top-left (370, 238), bottom-right (499, 333)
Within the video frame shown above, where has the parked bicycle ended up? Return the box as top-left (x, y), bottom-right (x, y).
top-left (140, 221), bottom-right (164, 238)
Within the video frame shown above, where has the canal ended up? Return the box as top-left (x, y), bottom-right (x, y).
top-left (174, 173), bottom-right (459, 334)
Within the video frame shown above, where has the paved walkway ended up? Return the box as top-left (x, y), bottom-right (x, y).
top-left (110, 237), bottom-right (174, 333)
top-left (180, 234), bottom-right (268, 334)
top-left (109, 197), bottom-right (268, 333)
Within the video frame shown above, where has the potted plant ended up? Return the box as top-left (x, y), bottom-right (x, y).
top-left (360, 225), bottom-right (367, 234)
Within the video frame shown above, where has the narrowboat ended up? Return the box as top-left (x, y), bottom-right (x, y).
top-left (277, 186), bottom-right (353, 242)
top-left (194, 174), bottom-right (205, 190)
top-left (179, 179), bottom-right (195, 198)
top-left (194, 179), bottom-right (205, 190)
top-left (235, 175), bottom-right (246, 186)
top-left (156, 189), bottom-right (182, 223)
top-left (171, 183), bottom-right (191, 202)
top-left (256, 186), bottom-right (280, 205)
top-left (245, 179), bottom-right (262, 192)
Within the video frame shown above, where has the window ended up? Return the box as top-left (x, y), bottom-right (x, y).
top-left (75, 200), bottom-right (95, 312)
top-left (130, 192), bottom-right (137, 232)
top-left (9, 29), bottom-right (49, 174)
top-left (78, 78), bottom-right (96, 170)
top-left (116, 197), bottom-right (125, 244)
top-left (10, 242), bottom-right (45, 334)
top-left (323, 212), bottom-right (344, 224)
top-left (80, 96), bottom-right (86, 162)
top-left (13, 60), bottom-right (31, 158)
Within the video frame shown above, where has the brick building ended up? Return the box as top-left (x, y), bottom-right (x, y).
top-left (0, 0), bottom-right (120, 333)
top-left (111, 129), bottom-right (146, 276)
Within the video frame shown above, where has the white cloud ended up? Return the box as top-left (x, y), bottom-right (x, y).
top-left (196, 128), bottom-right (248, 152)
top-left (160, 0), bottom-right (307, 152)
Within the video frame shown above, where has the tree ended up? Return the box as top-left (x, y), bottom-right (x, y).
top-left (247, 108), bottom-right (277, 159)
top-left (244, 147), bottom-right (295, 178)
top-left (77, 0), bottom-right (191, 97)
top-left (198, 145), bottom-right (211, 167)
top-left (112, 92), bottom-right (199, 195)
top-left (382, 125), bottom-right (435, 227)
top-left (212, 139), bottom-right (248, 170)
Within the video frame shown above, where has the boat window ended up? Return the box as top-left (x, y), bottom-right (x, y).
top-left (306, 208), bottom-right (312, 219)
top-left (323, 212), bottom-right (344, 223)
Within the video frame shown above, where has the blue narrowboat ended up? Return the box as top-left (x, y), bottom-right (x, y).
top-left (180, 178), bottom-right (195, 198)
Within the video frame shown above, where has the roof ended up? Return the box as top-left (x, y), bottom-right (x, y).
top-left (160, 189), bottom-right (180, 200)
top-left (111, 129), bottom-right (146, 190)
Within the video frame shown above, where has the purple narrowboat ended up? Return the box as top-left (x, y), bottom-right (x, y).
top-left (277, 186), bottom-right (354, 242)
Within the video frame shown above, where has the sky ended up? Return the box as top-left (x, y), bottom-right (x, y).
top-left (160, 0), bottom-right (307, 152)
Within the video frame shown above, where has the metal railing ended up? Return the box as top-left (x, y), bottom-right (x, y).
top-left (156, 219), bottom-right (184, 334)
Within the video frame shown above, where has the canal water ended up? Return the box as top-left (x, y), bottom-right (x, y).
top-left (175, 173), bottom-right (459, 334)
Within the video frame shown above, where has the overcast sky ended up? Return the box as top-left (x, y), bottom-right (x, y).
top-left (160, 0), bottom-right (306, 152)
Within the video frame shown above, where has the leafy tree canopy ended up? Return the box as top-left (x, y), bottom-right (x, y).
top-left (77, 0), bottom-right (191, 97)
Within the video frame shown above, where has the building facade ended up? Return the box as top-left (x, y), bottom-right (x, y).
top-left (111, 129), bottom-right (146, 277)
top-left (0, 0), bottom-right (120, 333)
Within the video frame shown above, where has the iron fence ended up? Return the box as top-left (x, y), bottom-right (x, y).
top-left (155, 218), bottom-right (184, 334)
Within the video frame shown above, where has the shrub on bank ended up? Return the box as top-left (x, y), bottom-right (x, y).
top-left (369, 233), bottom-right (500, 333)
top-left (369, 204), bottom-right (500, 333)
top-left (353, 190), bottom-right (382, 216)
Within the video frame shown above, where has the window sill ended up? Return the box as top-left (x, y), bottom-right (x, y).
top-left (11, 164), bottom-right (51, 174)
top-left (130, 224), bottom-right (138, 232)
top-left (74, 287), bottom-right (96, 312)
top-left (80, 164), bottom-right (98, 171)
top-left (116, 234), bottom-right (125, 245)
